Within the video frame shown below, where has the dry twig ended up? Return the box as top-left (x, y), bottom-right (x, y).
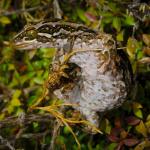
top-left (0, 4), bottom-right (51, 17)
top-left (0, 113), bottom-right (53, 128)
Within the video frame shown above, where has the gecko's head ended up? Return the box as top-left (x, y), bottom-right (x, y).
top-left (12, 22), bottom-right (54, 50)
top-left (12, 20), bottom-right (97, 50)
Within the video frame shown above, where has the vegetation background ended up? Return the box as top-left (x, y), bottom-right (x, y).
top-left (0, 0), bottom-right (150, 149)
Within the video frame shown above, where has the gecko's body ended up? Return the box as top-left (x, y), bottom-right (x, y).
top-left (13, 20), bottom-right (132, 130)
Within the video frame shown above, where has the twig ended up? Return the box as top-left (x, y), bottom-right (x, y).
top-left (138, 57), bottom-right (150, 64)
top-left (49, 120), bottom-right (61, 150)
top-left (0, 135), bottom-right (15, 150)
top-left (0, 4), bottom-right (51, 17)
top-left (0, 113), bottom-right (53, 128)
top-left (20, 130), bottom-right (50, 139)
top-left (53, 0), bottom-right (63, 19)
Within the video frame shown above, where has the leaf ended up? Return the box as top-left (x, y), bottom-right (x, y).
top-left (135, 121), bottom-right (147, 137)
top-left (105, 119), bottom-right (112, 134)
top-left (133, 108), bottom-right (143, 119)
top-left (102, 17), bottom-right (113, 24)
top-left (112, 17), bottom-right (121, 31)
top-left (76, 8), bottom-right (88, 23)
top-left (100, 118), bottom-right (111, 134)
top-left (7, 90), bottom-right (22, 114)
top-left (123, 138), bottom-right (139, 147)
top-left (126, 116), bottom-right (141, 126)
top-left (98, 0), bottom-right (105, 5)
top-left (145, 120), bottom-right (150, 129)
top-left (142, 34), bottom-right (150, 47)
top-left (143, 47), bottom-right (150, 56)
top-left (33, 76), bottom-right (44, 85)
top-left (101, 12), bottom-right (113, 17)
top-left (28, 96), bottom-right (39, 106)
top-left (133, 102), bottom-right (143, 109)
top-left (0, 113), bottom-right (5, 120)
top-left (40, 48), bottom-right (56, 58)
top-left (107, 143), bottom-right (118, 150)
top-left (85, 12), bottom-right (97, 22)
top-left (111, 127), bottom-right (122, 136)
top-left (134, 141), bottom-right (145, 150)
top-left (116, 141), bottom-right (124, 150)
top-left (124, 15), bottom-right (135, 26)
top-left (134, 140), bottom-right (150, 150)
top-left (146, 114), bottom-right (150, 121)
top-left (133, 102), bottom-right (143, 119)
top-left (64, 126), bottom-right (70, 134)
top-left (13, 90), bottom-right (22, 99)
top-left (101, 12), bottom-right (113, 24)
top-left (107, 134), bottom-right (120, 142)
top-left (0, 16), bottom-right (11, 25)
top-left (117, 30), bottom-right (124, 41)
top-left (127, 38), bottom-right (138, 58)
top-left (56, 135), bottom-right (66, 145)
top-left (1, 0), bottom-right (11, 9)
top-left (120, 130), bottom-right (128, 139)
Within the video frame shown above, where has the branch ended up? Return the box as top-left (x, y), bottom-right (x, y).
top-left (0, 4), bottom-right (51, 17)
top-left (0, 113), bottom-right (54, 128)
top-left (0, 135), bottom-right (15, 150)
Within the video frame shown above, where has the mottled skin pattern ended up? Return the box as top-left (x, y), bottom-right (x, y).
top-left (13, 20), bottom-right (133, 132)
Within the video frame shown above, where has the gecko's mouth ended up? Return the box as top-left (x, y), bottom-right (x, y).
top-left (12, 40), bottom-right (37, 50)
top-left (14, 43), bottom-right (30, 49)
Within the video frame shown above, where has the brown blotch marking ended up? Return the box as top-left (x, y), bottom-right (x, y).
top-left (37, 25), bottom-right (61, 34)
top-left (77, 26), bottom-right (97, 34)
top-left (37, 35), bottom-right (52, 43)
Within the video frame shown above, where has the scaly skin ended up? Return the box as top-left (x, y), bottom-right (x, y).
top-left (13, 20), bottom-right (133, 133)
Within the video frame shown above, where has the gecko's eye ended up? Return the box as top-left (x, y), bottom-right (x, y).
top-left (25, 28), bottom-right (37, 40)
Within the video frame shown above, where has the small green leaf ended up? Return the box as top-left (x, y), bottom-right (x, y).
top-left (145, 120), bottom-right (150, 128)
top-left (64, 126), bottom-right (70, 135)
top-left (133, 102), bottom-right (143, 109)
top-left (124, 15), bottom-right (135, 26)
top-left (105, 119), bottom-right (111, 134)
top-left (127, 38), bottom-right (139, 58)
top-left (134, 141), bottom-right (145, 150)
top-left (133, 102), bottom-right (143, 119)
top-left (28, 96), bottom-right (38, 106)
top-left (1, 0), bottom-right (11, 9)
top-left (112, 17), bottom-right (121, 31)
top-left (134, 140), bottom-right (150, 150)
top-left (33, 76), bottom-right (44, 85)
top-left (117, 30), bottom-right (124, 41)
top-left (33, 122), bottom-right (39, 128)
top-left (102, 17), bottom-right (113, 24)
top-left (76, 8), bottom-right (88, 23)
top-left (137, 50), bottom-right (144, 60)
top-left (143, 34), bottom-right (150, 47)
top-left (107, 143), bottom-right (117, 150)
top-left (101, 12), bottom-right (113, 17)
top-left (146, 114), bottom-right (150, 121)
top-left (135, 121), bottom-right (147, 137)
top-left (0, 113), bottom-right (5, 120)
top-left (56, 135), bottom-right (66, 145)
top-left (7, 90), bottom-right (22, 113)
top-left (40, 48), bottom-right (56, 58)
top-left (133, 108), bottom-right (143, 119)
top-left (13, 90), bottom-right (21, 99)
top-left (0, 16), bottom-right (11, 25)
